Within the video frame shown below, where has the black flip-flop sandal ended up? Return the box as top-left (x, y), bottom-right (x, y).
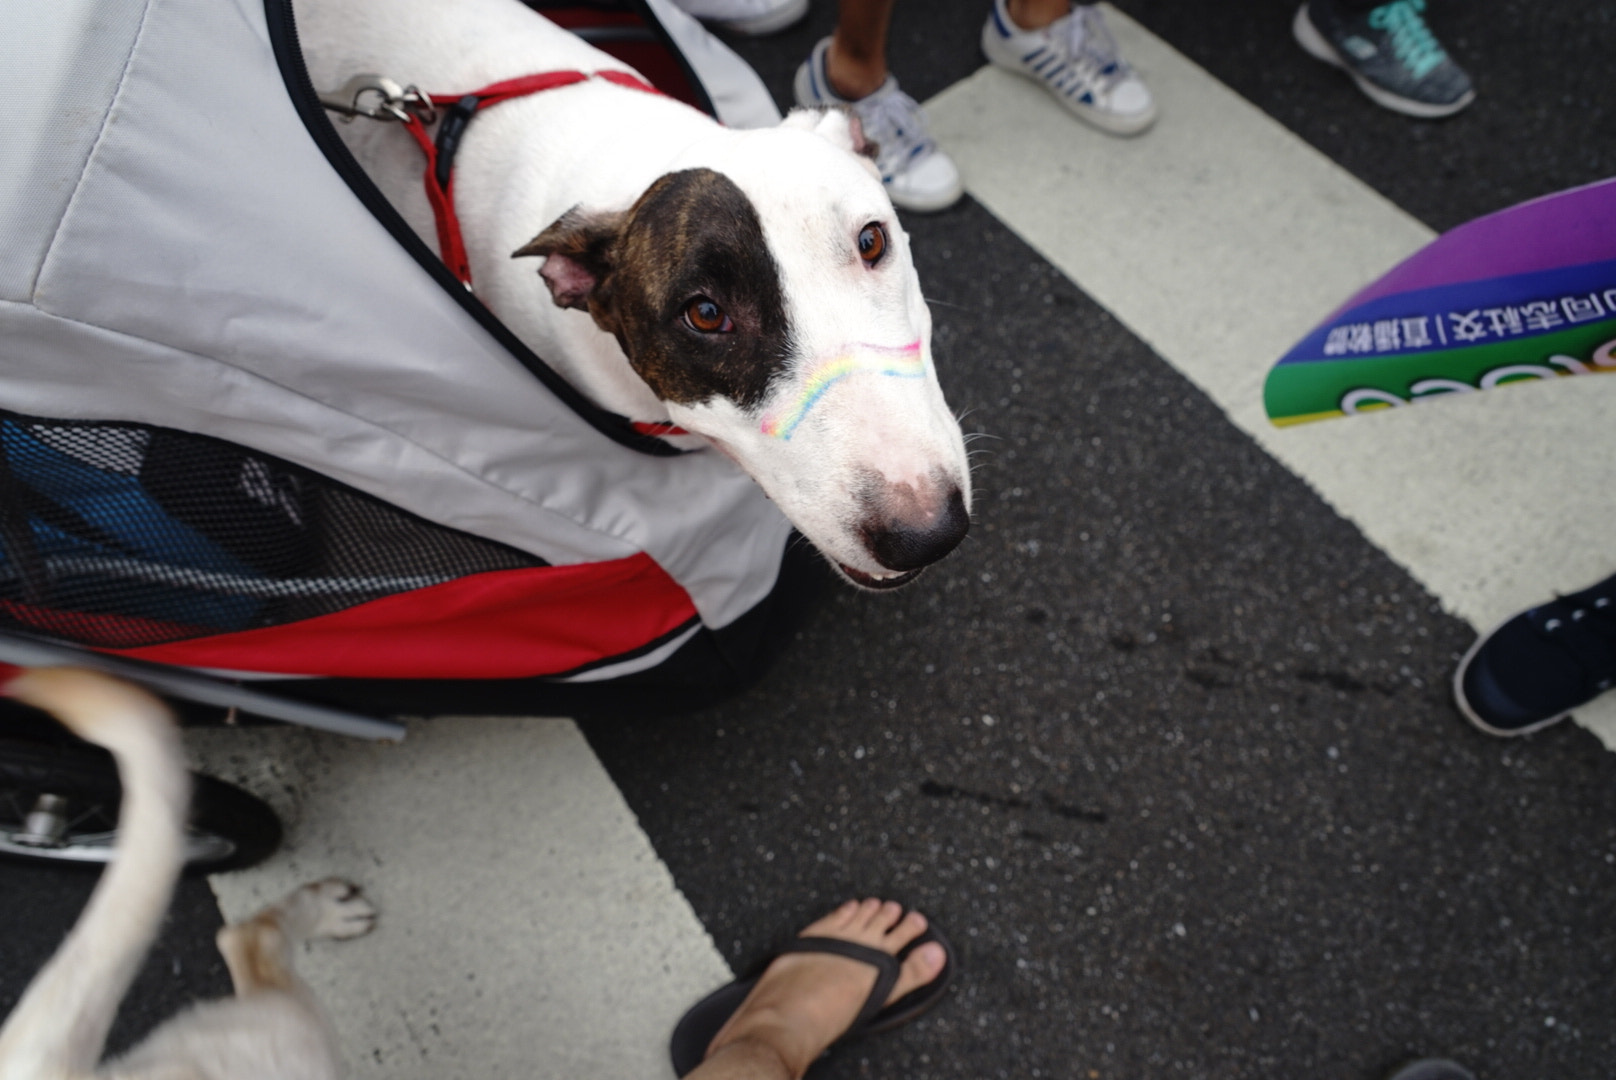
top-left (669, 925), bottom-right (955, 1077)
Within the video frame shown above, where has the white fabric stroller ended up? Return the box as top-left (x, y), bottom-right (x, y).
top-left (0, 0), bottom-right (819, 721)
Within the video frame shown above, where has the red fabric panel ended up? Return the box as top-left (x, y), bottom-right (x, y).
top-left (111, 554), bottom-right (697, 679)
top-left (0, 598), bottom-right (207, 649)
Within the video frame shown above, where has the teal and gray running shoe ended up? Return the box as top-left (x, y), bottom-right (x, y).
top-left (1293, 0), bottom-right (1475, 118)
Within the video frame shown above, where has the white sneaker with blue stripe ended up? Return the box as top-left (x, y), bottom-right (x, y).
top-left (793, 37), bottom-right (965, 214)
top-left (981, 0), bottom-right (1157, 135)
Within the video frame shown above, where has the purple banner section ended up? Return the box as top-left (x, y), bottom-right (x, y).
top-left (1276, 258), bottom-right (1616, 366)
top-left (1334, 177), bottom-right (1616, 317)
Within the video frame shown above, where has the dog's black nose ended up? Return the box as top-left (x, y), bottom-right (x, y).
top-left (861, 481), bottom-right (969, 572)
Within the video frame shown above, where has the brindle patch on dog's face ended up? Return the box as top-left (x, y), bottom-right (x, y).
top-left (515, 131), bottom-right (971, 587)
top-left (521, 168), bottom-right (793, 411)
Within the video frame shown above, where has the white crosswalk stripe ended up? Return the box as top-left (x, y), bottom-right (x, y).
top-left (191, 9), bottom-right (1614, 1078)
top-left (928, 4), bottom-right (1616, 745)
top-left (190, 717), bottom-right (728, 1078)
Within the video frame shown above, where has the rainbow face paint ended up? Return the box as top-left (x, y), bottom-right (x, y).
top-left (759, 341), bottom-right (926, 440)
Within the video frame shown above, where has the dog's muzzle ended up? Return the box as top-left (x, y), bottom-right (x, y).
top-left (847, 476), bottom-right (969, 588)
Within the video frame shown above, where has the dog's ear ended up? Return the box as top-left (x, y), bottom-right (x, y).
top-left (512, 206), bottom-right (628, 311)
top-left (782, 106), bottom-right (880, 163)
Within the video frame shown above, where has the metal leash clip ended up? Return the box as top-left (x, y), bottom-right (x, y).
top-left (318, 74), bottom-right (435, 124)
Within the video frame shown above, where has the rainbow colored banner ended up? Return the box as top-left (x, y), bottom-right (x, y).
top-left (1266, 178), bottom-right (1616, 426)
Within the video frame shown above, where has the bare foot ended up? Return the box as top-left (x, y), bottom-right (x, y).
top-left (704, 898), bottom-right (948, 1079)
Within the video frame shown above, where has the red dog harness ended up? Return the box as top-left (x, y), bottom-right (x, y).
top-left (344, 69), bottom-right (693, 440)
top-left (403, 70), bottom-right (664, 288)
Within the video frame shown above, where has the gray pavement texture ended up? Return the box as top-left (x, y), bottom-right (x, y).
top-left (582, 4), bottom-right (1616, 1077)
top-left (722, 0), bottom-right (1616, 232)
top-left (4, 1), bottom-right (1615, 1078)
top-left (581, 204), bottom-right (1616, 1079)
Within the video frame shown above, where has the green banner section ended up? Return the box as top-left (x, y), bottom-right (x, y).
top-left (1265, 319), bottom-right (1616, 425)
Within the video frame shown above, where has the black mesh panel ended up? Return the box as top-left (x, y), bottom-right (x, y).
top-left (0, 411), bottom-right (544, 648)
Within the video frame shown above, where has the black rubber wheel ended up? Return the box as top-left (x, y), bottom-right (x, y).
top-left (0, 737), bottom-right (282, 873)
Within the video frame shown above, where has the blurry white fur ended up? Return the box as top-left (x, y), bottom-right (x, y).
top-left (0, 669), bottom-right (375, 1080)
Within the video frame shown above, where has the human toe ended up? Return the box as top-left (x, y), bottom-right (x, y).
top-left (867, 899), bottom-right (906, 933)
top-left (889, 939), bottom-right (948, 1002)
top-left (884, 908), bottom-right (929, 949)
top-left (800, 898), bottom-right (867, 939)
top-left (846, 897), bottom-right (885, 930)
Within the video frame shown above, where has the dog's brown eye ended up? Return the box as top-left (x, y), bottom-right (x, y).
top-left (683, 296), bottom-right (733, 333)
top-left (857, 223), bottom-right (887, 266)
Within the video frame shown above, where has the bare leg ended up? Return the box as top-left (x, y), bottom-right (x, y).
top-left (824, 0), bottom-right (897, 99)
top-left (1007, 0), bottom-right (1072, 31)
top-left (684, 898), bottom-right (948, 1080)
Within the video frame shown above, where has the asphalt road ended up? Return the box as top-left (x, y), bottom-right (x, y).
top-left (582, 204), bottom-right (1616, 1078)
top-left (4, 1), bottom-right (1613, 1076)
top-left (586, 3), bottom-right (1616, 1076)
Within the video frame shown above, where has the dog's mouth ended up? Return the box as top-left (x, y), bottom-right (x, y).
top-left (837, 563), bottom-right (924, 591)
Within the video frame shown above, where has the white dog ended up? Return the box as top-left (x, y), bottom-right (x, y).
top-left (295, 0), bottom-right (972, 589)
top-left (0, 669), bottom-right (374, 1080)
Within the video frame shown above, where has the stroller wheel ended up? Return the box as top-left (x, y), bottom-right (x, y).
top-left (0, 738), bottom-right (281, 873)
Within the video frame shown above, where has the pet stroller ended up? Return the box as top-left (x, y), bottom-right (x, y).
top-left (0, 0), bottom-right (819, 867)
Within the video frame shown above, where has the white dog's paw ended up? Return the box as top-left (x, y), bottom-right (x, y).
top-left (279, 878), bottom-right (378, 941)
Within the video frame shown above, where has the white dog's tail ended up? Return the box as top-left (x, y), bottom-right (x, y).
top-left (0, 669), bottom-right (190, 1080)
